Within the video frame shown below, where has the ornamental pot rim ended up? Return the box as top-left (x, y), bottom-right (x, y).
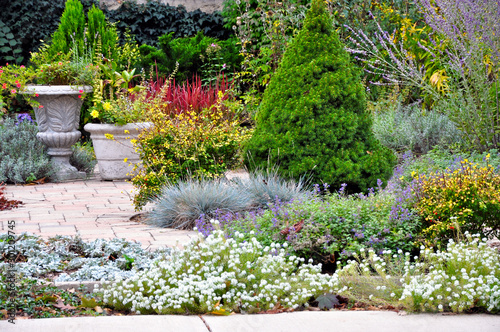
top-left (84, 122), bottom-right (152, 134)
top-left (23, 85), bottom-right (93, 95)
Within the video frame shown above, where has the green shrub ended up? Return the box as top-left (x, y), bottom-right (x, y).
top-left (46, 0), bottom-right (86, 57)
top-left (372, 105), bottom-right (463, 155)
top-left (244, 0), bottom-right (396, 193)
top-left (69, 141), bottom-right (97, 175)
top-left (85, 4), bottom-right (119, 61)
top-left (0, 117), bottom-right (54, 183)
top-left (412, 158), bottom-right (500, 246)
top-left (392, 148), bottom-right (500, 191)
top-left (139, 32), bottom-right (241, 83)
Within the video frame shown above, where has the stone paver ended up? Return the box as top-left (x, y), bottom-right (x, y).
top-left (0, 175), bottom-right (196, 249)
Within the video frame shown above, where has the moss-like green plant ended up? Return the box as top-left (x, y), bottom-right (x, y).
top-left (244, 0), bottom-right (396, 193)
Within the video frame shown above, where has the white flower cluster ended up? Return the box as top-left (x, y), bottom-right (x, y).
top-left (100, 230), bottom-right (340, 314)
top-left (400, 235), bottom-right (500, 313)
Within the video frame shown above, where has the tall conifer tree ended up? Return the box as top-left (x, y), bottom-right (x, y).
top-left (244, 0), bottom-right (395, 192)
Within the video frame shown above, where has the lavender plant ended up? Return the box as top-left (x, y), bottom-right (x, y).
top-left (347, 0), bottom-right (500, 151)
top-left (0, 116), bottom-right (54, 183)
top-left (372, 101), bottom-right (464, 154)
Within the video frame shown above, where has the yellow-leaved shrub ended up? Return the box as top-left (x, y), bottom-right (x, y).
top-left (412, 158), bottom-right (500, 245)
top-left (131, 91), bottom-right (252, 209)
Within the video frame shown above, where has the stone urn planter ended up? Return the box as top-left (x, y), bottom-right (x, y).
top-left (25, 85), bottom-right (92, 181)
top-left (84, 122), bottom-right (151, 180)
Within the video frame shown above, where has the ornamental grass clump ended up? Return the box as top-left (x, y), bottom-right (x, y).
top-left (232, 167), bottom-right (311, 209)
top-left (100, 230), bottom-right (340, 314)
top-left (146, 178), bottom-right (252, 229)
top-left (412, 157), bottom-right (500, 246)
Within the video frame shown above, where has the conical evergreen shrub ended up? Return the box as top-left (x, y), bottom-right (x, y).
top-left (244, 0), bottom-right (396, 193)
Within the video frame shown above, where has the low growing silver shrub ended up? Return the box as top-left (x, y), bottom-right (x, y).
top-left (0, 117), bottom-right (54, 183)
top-left (372, 104), bottom-right (463, 154)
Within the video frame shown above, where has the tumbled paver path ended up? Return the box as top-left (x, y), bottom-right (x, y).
top-left (0, 176), bottom-right (197, 250)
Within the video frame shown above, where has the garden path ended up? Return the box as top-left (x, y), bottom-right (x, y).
top-left (0, 174), bottom-right (197, 250)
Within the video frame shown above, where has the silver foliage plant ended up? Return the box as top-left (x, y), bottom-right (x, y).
top-left (372, 102), bottom-right (464, 154)
top-left (0, 117), bottom-right (54, 183)
top-left (346, 0), bottom-right (500, 152)
top-left (147, 178), bottom-right (252, 230)
top-left (147, 171), bottom-right (310, 230)
top-left (0, 233), bottom-right (170, 282)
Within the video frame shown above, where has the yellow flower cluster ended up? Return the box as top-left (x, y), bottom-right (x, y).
top-left (413, 158), bottom-right (500, 245)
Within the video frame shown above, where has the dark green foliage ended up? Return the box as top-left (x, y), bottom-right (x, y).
top-left (47, 0), bottom-right (87, 57)
top-left (0, 0), bottom-right (229, 66)
top-left (0, 20), bottom-right (24, 65)
top-left (244, 0), bottom-right (396, 193)
top-left (232, 168), bottom-right (310, 209)
top-left (139, 32), bottom-right (241, 82)
top-left (101, 0), bottom-right (232, 47)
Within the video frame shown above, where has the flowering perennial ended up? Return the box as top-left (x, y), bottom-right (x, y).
top-left (101, 230), bottom-right (339, 314)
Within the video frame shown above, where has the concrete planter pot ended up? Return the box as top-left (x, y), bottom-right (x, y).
top-left (84, 122), bottom-right (151, 180)
top-left (25, 85), bottom-right (92, 181)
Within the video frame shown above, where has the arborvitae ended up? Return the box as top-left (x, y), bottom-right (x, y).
top-left (47, 0), bottom-right (86, 57)
top-left (244, 0), bottom-right (396, 192)
top-left (86, 4), bottom-right (118, 61)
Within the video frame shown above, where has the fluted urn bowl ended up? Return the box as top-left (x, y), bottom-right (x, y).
top-left (25, 85), bottom-right (92, 181)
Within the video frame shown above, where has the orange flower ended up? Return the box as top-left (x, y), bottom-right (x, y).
top-left (39, 105), bottom-right (44, 109)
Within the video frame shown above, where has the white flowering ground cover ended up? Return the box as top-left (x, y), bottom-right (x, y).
top-left (1, 229), bottom-right (499, 315)
top-left (0, 233), bottom-right (170, 282)
top-left (336, 234), bottom-right (500, 314)
top-left (100, 225), bottom-right (500, 315)
top-left (100, 230), bottom-right (341, 314)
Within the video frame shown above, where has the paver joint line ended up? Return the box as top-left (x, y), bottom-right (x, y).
top-left (198, 315), bottom-right (212, 332)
